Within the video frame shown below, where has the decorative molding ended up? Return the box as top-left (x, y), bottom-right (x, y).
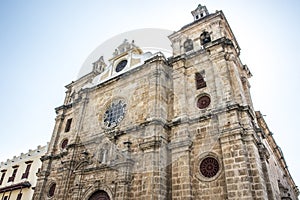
top-left (0, 181), bottom-right (31, 193)
top-left (168, 138), bottom-right (193, 151)
top-left (139, 136), bottom-right (162, 151)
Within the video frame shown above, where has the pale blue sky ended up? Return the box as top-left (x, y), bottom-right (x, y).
top-left (0, 0), bottom-right (299, 185)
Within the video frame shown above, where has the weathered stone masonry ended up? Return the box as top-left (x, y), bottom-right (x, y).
top-left (33, 4), bottom-right (298, 200)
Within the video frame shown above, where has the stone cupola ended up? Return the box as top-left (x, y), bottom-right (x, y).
top-left (191, 4), bottom-right (209, 21)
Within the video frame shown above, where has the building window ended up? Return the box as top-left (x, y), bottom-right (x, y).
top-left (115, 59), bottom-right (128, 72)
top-left (61, 138), bottom-right (69, 149)
top-left (195, 72), bottom-right (206, 89)
top-left (3, 196), bottom-right (8, 200)
top-left (200, 31), bottom-right (211, 45)
top-left (103, 99), bottom-right (126, 129)
top-left (0, 170), bottom-right (6, 185)
top-left (48, 182), bottom-right (56, 198)
top-left (65, 118), bottom-right (72, 132)
top-left (200, 157), bottom-right (220, 178)
top-left (197, 94), bottom-right (211, 109)
top-left (183, 39), bottom-right (193, 52)
top-left (22, 161), bottom-right (33, 179)
top-left (8, 166), bottom-right (18, 182)
top-left (16, 193), bottom-right (23, 200)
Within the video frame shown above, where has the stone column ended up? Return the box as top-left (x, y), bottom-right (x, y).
top-left (32, 113), bottom-right (65, 200)
top-left (242, 133), bottom-right (269, 199)
top-left (115, 141), bottom-right (134, 200)
top-left (220, 131), bottom-right (253, 199)
top-left (171, 58), bottom-right (188, 119)
top-left (139, 135), bottom-right (168, 200)
top-left (169, 128), bottom-right (193, 200)
top-left (258, 143), bottom-right (274, 200)
top-left (115, 161), bottom-right (133, 200)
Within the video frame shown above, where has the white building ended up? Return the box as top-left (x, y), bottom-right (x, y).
top-left (0, 145), bottom-right (47, 200)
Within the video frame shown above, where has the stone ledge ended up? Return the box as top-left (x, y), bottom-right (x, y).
top-left (168, 139), bottom-right (193, 152)
top-left (0, 181), bottom-right (31, 193)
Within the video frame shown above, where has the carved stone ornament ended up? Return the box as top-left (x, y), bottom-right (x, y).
top-left (92, 56), bottom-right (107, 74)
top-left (112, 39), bottom-right (137, 57)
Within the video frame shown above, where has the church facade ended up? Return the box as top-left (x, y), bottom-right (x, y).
top-left (33, 4), bottom-right (298, 200)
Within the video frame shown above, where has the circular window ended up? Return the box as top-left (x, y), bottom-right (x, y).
top-left (197, 95), bottom-right (211, 109)
top-left (61, 139), bottom-right (68, 149)
top-left (103, 99), bottom-right (126, 128)
top-left (48, 182), bottom-right (56, 198)
top-left (115, 60), bottom-right (127, 72)
top-left (200, 157), bottom-right (220, 178)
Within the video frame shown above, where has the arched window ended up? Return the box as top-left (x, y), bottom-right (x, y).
top-left (200, 31), bottom-right (211, 45)
top-left (61, 138), bottom-right (68, 149)
top-left (98, 143), bottom-right (109, 164)
top-left (89, 190), bottom-right (110, 200)
top-left (183, 39), bottom-right (193, 52)
top-left (48, 182), bottom-right (56, 198)
top-left (195, 72), bottom-right (206, 89)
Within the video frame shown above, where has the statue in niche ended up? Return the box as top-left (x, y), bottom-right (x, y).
top-left (184, 39), bottom-right (194, 52)
top-left (98, 143), bottom-right (109, 164)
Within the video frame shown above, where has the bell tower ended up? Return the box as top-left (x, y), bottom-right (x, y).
top-left (168, 5), bottom-right (267, 199)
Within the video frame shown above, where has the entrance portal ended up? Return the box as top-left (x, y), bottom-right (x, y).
top-left (88, 190), bottom-right (110, 200)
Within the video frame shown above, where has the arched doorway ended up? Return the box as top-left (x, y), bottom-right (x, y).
top-left (88, 190), bottom-right (110, 200)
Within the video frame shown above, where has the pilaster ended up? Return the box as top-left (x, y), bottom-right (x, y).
top-left (220, 131), bottom-right (253, 199)
top-left (138, 135), bottom-right (168, 200)
top-left (169, 124), bottom-right (193, 200)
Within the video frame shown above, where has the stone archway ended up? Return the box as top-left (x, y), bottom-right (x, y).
top-left (88, 190), bottom-right (110, 200)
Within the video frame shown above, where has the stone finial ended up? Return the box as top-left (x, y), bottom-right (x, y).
top-left (112, 39), bottom-right (137, 57)
top-left (92, 56), bottom-right (107, 74)
top-left (191, 4), bottom-right (209, 21)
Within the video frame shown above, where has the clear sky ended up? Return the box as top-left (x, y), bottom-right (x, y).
top-left (0, 0), bottom-right (299, 185)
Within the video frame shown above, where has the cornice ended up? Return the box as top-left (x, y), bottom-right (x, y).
top-left (0, 181), bottom-right (31, 193)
